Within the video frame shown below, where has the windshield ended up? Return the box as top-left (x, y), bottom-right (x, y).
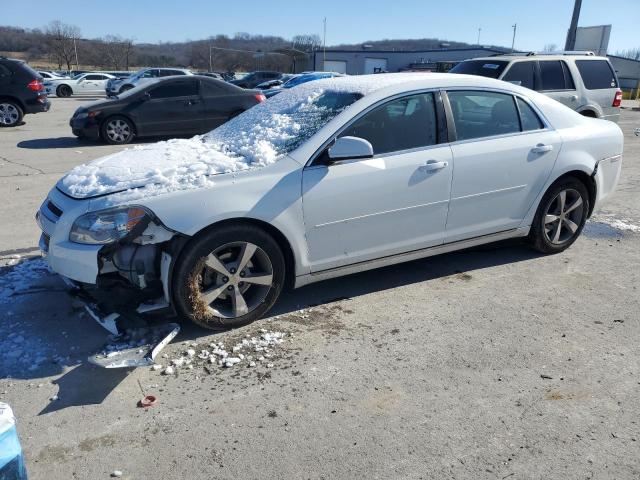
top-left (450, 60), bottom-right (509, 79)
top-left (72, 74), bottom-right (84, 80)
top-left (203, 87), bottom-right (363, 163)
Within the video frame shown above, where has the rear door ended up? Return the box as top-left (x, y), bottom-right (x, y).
top-left (536, 60), bottom-right (578, 109)
top-left (134, 79), bottom-right (201, 135)
top-left (445, 90), bottom-right (561, 242)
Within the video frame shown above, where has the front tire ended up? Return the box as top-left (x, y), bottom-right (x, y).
top-left (172, 224), bottom-right (285, 330)
top-left (529, 177), bottom-right (589, 254)
top-left (100, 115), bottom-right (135, 144)
top-left (0, 101), bottom-right (24, 127)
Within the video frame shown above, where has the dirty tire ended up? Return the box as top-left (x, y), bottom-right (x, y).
top-left (172, 224), bottom-right (285, 330)
top-left (56, 84), bottom-right (72, 97)
top-left (529, 177), bottom-right (589, 254)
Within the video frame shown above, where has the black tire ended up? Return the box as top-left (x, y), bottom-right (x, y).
top-left (119, 84), bottom-right (133, 94)
top-left (56, 84), bottom-right (72, 97)
top-left (529, 177), bottom-right (590, 254)
top-left (0, 101), bottom-right (24, 127)
top-left (172, 224), bottom-right (285, 330)
top-left (100, 115), bottom-right (135, 145)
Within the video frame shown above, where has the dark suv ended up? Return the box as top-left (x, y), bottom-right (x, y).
top-left (0, 57), bottom-right (49, 127)
top-left (230, 71), bottom-right (283, 89)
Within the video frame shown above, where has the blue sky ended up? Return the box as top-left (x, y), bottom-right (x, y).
top-left (2, 0), bottom-right (638, 53)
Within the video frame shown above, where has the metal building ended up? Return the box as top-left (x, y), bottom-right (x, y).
top-left (313, 47), bottom-right (507, 75)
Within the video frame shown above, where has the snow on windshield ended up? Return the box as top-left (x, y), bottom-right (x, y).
top-left (59, 74), bottom-right (427, 200)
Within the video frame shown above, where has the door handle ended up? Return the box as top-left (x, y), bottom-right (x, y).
top-left (186, 99), bottom-right (201, 106)
top-left (419, 160), bottom-right (448, 172)
top-left (531, 143), bottom-right (553, 154)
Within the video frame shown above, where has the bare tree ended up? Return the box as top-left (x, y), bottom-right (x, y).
top-left (44, 20), bottom-right (80, 71)
top-left (543, 43), bottom-right (558, 53)
top-left (615, 48), bottom-right (640, 60)
top-left (292, 34), bottom-right (321, 53)
top-left (95, 35), bottom-right (135, 70)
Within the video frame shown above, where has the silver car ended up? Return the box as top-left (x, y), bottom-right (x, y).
top-left (106, 68), bottom-right (193, 96)
top-left (451, 52), bottom-right (622, 122)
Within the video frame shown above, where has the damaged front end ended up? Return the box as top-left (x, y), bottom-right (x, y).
top-left (38, 196), bottom-right (187, 367)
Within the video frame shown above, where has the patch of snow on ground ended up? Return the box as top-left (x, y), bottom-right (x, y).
top-left (585, 215), bottom-right (640, 237)
top-left (58, 74), bottom-right (434, 201)
top-left (0, 257), bottom-right (51, 304)
top-left (0, 322), bottom-right (54, 377)
top-left (155, 330), bottom-right (287, 375)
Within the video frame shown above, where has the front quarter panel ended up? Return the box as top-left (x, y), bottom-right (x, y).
top-left (98, 156), bottom-right (312, 276)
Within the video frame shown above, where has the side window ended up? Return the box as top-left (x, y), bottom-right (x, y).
top-left (539, 61), bottom-right (566, 91)
top-left (160, 70), bottom-right (185, 77)
top-left (516, 98), bottom-right (544, 131)
top-left (84, 75), bottom-right (102, 80)
top-left (575, 60), bottom-right (618, 89)
top-left (0, 64), bottom-right (13, 78)
top-left (141, 70), bottom-right (156, 78)
top-left (448, 91), bottom-right (520, 141)
top-left (201, 80), bottom-right (225, 96)
top-left (503, 61), bottom-right (535, 90)
top-left (148, 80), bottom-right (198, 99)
top-left (340, 93), bottom-right (437, 155)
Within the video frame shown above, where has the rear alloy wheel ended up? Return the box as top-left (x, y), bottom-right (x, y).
top-left (101, 116), bottom-right (135, 144)
top-left (530, 178), bottom-right (589, 254)
top-left (56, 84), bottom-right (72, 97)
top-left (173, 225), bottom-right (285, 330)
top-left (0, 102), bottom-right (23, 127)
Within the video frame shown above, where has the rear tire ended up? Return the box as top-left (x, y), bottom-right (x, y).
top-left (100, 115), bottom-right (135, 144)
top-left (56, 85), bottom-right (72, 97)
top-left (529, 177), bottom-right (590, 254)
top-left (0, 101), bottom-right (24, 127)
top-left (172, 224), bottom-right (285, 331)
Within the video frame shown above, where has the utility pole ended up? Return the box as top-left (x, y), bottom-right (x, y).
top-left (322, 17), bottom-right (327, 71)
top-left (73, 36), bottom-right (79, 69)
top-left (477, 27), bottom-right (482, 45)
top-left (511, 23), bottom-right (517, 52)
top-left (564, 0), bottom-right (582, 50)
top-left (209, 42), bottom-right (213, 72)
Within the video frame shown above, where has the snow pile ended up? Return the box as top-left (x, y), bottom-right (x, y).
top-left (0, 257), bottom-right (51, 304)
top-left (59, 73), bottom-right (433, 200)
top-left (156, 329), bottom-right (287, 374)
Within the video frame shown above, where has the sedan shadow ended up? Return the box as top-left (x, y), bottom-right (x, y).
top-left (17, 136), bottom-right (176, 149)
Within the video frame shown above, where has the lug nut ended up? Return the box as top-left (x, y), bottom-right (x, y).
top-left (227, 285), bottom-right (233, 291)
top-left (230, 268), bottom-right (236, 274)
top-left (222, 276), bottom-right (229, 283)
top-left (239, 271), bottom-right (246, 277)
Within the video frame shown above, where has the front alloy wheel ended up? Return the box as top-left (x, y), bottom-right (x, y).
top-left (101, 116), bottom-right (134, 144)
top-left (530, 178), bottom-right (589, 253)
top-left (173, 224), bottom-right (285, 330)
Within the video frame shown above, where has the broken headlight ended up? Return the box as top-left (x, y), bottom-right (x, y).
top-left (69, 206), bottom-right (151, 244)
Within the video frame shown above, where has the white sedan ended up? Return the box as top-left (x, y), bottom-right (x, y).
top-left (44, 72), bottom-right (115, 97)
top-left (37, 73), bottom-right (623, 330)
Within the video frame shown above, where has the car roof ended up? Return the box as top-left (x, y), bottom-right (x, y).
top-left (467, 54), bottom-right (610, 62)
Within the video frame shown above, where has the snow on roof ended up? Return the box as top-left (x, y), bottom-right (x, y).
top-left (58, 73), bottom-right (440, 200)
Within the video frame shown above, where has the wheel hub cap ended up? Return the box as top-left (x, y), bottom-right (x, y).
top-left (0, 103), bottom-right (19, 125)
top-left (543, 188), bottom-right (584, 245)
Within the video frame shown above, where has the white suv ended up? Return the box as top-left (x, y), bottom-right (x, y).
top-left (451, 52), bottom-right (622, 122)
top-left (106, 68), bottom-right (193, 96)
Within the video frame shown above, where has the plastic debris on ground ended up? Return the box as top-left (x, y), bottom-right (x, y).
top-left (0, 403), bottom-right (28, 479)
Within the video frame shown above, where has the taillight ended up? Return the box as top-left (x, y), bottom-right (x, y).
top-left (254, 93), bottom-right (266, 103)
top-left (612, 89), bottom-right (623, 108)
top-left (27, 80), bottom-right (43, 92)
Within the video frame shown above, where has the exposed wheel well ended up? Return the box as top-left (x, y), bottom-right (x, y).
top-left (579, 109), bottom-right (597, 118)
top-left (550, 171), bottom-right (597, 217)
top-left (186, 218), bottom-right (296, 289)
top-left (0, 96), bottom-right (25, 112)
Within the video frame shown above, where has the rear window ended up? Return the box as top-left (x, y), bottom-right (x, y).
top-left (449, 60), bottom-right (509, 79)
top-left (575, 60), bottom-right (618, 89)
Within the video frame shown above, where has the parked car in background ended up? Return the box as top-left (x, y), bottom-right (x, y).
top-left (106, 68), bottom-right (193, 96)
top-left (230, 71), bottom-right (283, 89)
top-left (45, 72), bottom-right (116, 97)
top-left (71, 75), bottom-right (265, 144)
top-left (38, 70), bottom-right (69, 80)
top-left (450, 52), bottom-right (622, 122)
top-left (0, 57), bottom-right (49, 127)
top-left (38, 73), bottom-right (623, 330)
top-left (264, 71), bottom-right (344, 98)
top-left (199, 72), bottom-right (224, 80)
top-left (256, 74), bottom-right (298, 90)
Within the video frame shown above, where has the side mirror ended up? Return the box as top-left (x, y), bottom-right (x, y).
top-left (328, 136), bottom-right (374, 161)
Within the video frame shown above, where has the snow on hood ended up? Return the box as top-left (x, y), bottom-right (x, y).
top-left (58, 73), bottom-right (429, 200)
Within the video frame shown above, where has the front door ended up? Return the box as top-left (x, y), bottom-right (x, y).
top-left (302, 92), bottom-right (453, 272)
top-left (134, 79), bottom-right (201, 136)
top-left (445, 90), bottom-right (561, 242)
